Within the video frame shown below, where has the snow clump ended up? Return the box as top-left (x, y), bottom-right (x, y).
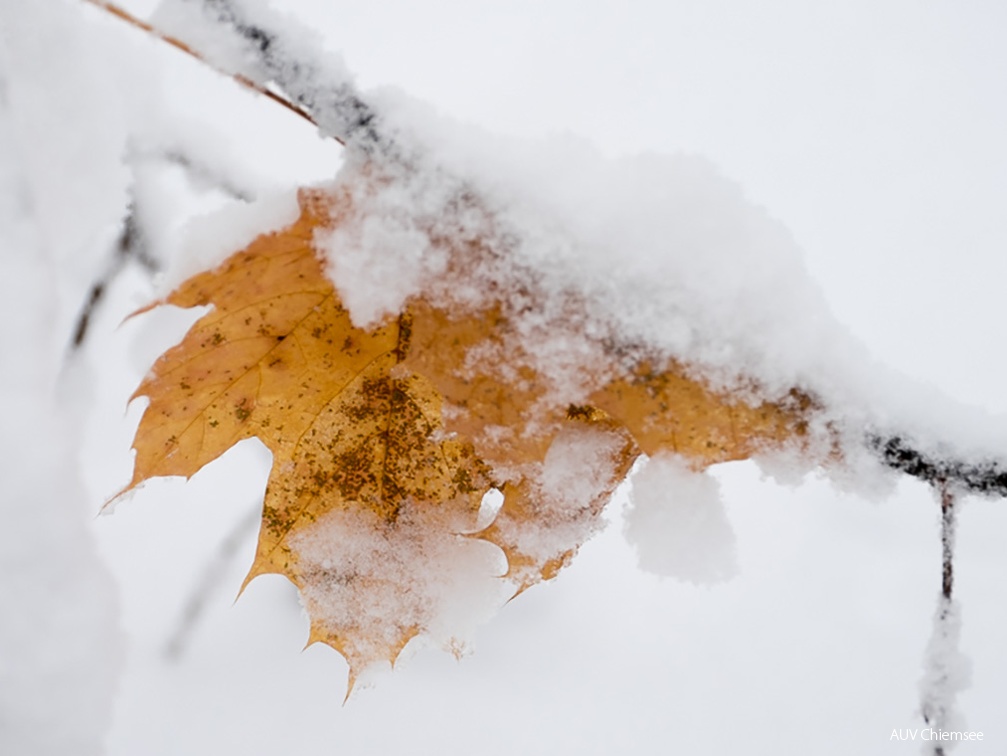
top-left (624, 453), bottom-right (738, 584)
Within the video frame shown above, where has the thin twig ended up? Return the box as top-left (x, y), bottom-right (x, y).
top-left (932, 482), bottom-right (956, 756)
top-left (157, 149), bottom-right (257, 203)
top-left (940, 483), bottom-right (955, 601)
top-left (920, 483), bottom-right (961, 756)
top-left (70, 137), bottom-right (258, 351)
top-left (70, 202), bottom-right (155, 350)
top-left (79, 0), bottom-right (332, 141)
top-left (163, 503), bottom-right (261, 659)
top-left (196, 0), bottom-right (385, 151)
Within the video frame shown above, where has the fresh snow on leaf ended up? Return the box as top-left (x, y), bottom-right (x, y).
top-left (625, 453), bottom-right (738, 584)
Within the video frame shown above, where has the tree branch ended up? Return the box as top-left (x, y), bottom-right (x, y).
top-left (163, 502), bottom-right (261, 659)
top-left (70, 200), bottom-right (155, 350)
top-left (80, 0), bottom-right (332, 141)
top-left (869, 433), bottom-right (1007, 497)
top-left (81, 0), bottom-right (400, 156)
top-left (82, 1), bottom-right (1007, 503)
top-left (190, 0), bottom-right (385, 151)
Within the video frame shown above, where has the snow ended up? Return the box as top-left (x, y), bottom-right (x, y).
top-left (157, 189), bottom-right (301, 291)
top-left (919, 597), bottom-right (972, 746)
top-left (0, 3), bottom-right (126, 753)
top-left (291, 502), bottom-right (508, 682)
top-left (346, 98), bottom-right (852, 394)
top-left (319, 62), bottom-right (1007, 475)
top-left (319, 176), bottom-right (452, 327)
top-left (151, 0), bottom-right (368, 145)
top-left (3, 0), bottom-right (1007, 754)
top-left (625, 453), bottom-right (738, 584)
top-left (489, 424), bottom-right (631, 588)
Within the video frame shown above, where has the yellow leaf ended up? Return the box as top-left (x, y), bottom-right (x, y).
top-left (125, 189), bottom-right (492, 680)
top-left (591, 361), bottom-right (813, 466)
top-left (123, 183), bottom-right (818, 687)
top-left (478, 409), bottom-right (637, 595)
top-left (402, 298), bottom-right (556, 467)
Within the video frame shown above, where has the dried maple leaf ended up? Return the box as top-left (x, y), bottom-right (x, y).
top-left (122, 182), bottom-right (817, 687)
top-left (478, 410), bottom-right (638, 595)
top-left (591, 362), bottom-right (814, 467)
top-left (123, 189), bottom-right (494, 680)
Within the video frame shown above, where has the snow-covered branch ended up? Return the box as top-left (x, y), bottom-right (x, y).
top-left (89, 0), bottom-right (1007, 503)
top-left (91, 0), bottom-right (390, 152)
top-left (871, 434), bottom-right (1007, 498)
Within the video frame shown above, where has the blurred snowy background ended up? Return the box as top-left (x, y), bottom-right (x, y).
top-left (2, 1), bottom-right (1006, 754)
